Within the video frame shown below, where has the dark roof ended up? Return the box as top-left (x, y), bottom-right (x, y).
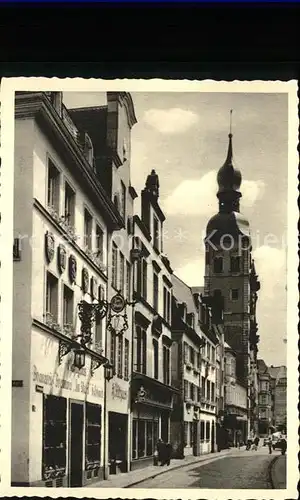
top-left (206, 211), bottom-right (250, 240)
top-left (172, 274), bottom-right (197, 315)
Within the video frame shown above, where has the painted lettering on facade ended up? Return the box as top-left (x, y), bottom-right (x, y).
top-left (32, 365), bottom-right (103, 398)
top-left (111, 382), bottom-right (128, 400)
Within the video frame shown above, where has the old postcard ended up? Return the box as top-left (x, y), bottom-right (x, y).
top-left (0, 77), bottom-right (298, 499)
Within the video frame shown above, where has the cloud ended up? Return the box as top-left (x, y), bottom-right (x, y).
top-left (253, 245), bottom-right (286, 299)
top-left (175, 257), bottom-right (205, 287)
top-left (143, 108), bottom-right (199, 134)
top-left (162, 170), bottom-right (265, 217)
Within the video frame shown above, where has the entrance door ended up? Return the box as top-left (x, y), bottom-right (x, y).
top-left (211, 422), bottom-right (215, 453)
top-left (192, 421), bottom-right (198, 456)
top-left (109, 413), bottom-right (128, 473)
top-left (69, 401), bottom-right (84, 487)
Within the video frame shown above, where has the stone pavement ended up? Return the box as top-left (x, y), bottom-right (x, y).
top-left (88, 448), bottom-right (235, 488)
top-left (270, 455), bottom-right (287, 489)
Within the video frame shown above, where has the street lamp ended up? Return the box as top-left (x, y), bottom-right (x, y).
top-left (73, 347), bottom-right (86, 370)
top-left (104, 362), bottom-right (114, 381)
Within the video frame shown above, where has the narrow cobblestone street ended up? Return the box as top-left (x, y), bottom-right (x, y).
top-left (130, 448), bottom-right (284, 489)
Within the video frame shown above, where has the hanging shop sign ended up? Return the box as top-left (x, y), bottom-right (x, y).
top-left (110, 293), bottom-right (126, 313)
top-left (45, 231), bottom-right (55, 263)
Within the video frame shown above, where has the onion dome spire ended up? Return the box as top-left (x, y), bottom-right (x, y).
top-left (216, 110), bottom-right (242, 213)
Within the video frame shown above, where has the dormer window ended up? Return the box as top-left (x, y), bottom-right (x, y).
top-left (213, 256), bottom-right (223, 273)
top-left (187, 312), bottom-right (195, 329)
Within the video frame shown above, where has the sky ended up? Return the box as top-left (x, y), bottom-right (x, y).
top-left (63, 91), bottom-right (288, 367)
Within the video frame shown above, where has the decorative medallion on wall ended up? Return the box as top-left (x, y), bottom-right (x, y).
top-left (82, 267), bottom-right (89, 294)
top-left (68, 254), bottom-right (77, 284)
top-left (45, 231), bottom-right (55, 263)
top-left (57, 244), bottom-right (67, 274)
top-left (90, 277), bottom-right (97, 300)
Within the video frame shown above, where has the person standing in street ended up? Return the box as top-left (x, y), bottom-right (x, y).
top-left (156, 438), bottom-right (165, 466)
top-left (252, 435), bottom-right (259, 451)
top-left (267, 435), bottom-right (273, 454)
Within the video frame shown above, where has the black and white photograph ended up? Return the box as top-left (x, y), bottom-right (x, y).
top-left (0, 78), bottom-right (298, 498)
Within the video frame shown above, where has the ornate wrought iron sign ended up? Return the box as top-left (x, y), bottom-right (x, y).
top-left (57, 244), bottom-right (67, 274)
top-left (45, 231), bottom-right (55, 263)
top-left (82, 267), bottom-right (89, 294)
top-left (68, 254), bottom-right (77, 284)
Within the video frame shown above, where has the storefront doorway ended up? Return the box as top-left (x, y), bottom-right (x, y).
top-left (108, 412), bottom-right (128, 473)
top-left (69, 401), bottom-right (84, 487)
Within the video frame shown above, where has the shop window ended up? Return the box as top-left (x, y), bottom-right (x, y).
top-left (153, 271), bottom-right (159, 311)
top-left (132, 420), bottom-right (137, 459)
top-left (206, 421), bottom-right (210, 441)
top-left (64, 181), bottom-right (75, 227)
top-left (112, 243), bottom-right (118, 289)
top-left (124, 339), bottom-right (129, 380)
top-left (117, 336), bottom-right (123, 378)
top-left (45, 271), bottom-right (58, 324)
top-left (133, 325), bottom-right (147, 374)
top-left (163, 345), bottom-right (170, 385)
top-left (63, 284), bottom-right (74, 328)
top-left (119, 251), bottom-right (125, 295)
top-left (213, 256), bottom-right (223, 274)
top-left (47, 159), bottom-right (60, 212)
top-left (184, 422), bottom-right (188, 447)
top-left (42, 395), bottom-right (67, 479)
top-left (95, 224), bottom-right (104, 261)
top-left (138, 420), bottom-right (145, 458)
top-left (153, 339), bottom-right (159, 380)
top-left (84, 208), bottom-right (93, 250)
top-left (132, 418), bottom-right (159, 459)
top-left (85, 403), bottom-right (101, 467)
top-left (200, 421), bottom-right (205, 441)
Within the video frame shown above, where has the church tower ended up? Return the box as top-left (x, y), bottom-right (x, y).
top-left (204, 119), bottom-right (252, 388)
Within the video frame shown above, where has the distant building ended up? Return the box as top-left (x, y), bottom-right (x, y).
top-left (268, 365), bottom-right (287, 431)
top-left (257, 359), bottom-right (273, 435)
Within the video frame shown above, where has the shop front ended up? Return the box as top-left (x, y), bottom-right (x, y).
top-left (106, 379), bottom-right (130, 475)
top-left (223, 407), bottom-right (248, 447)
top-left (130, 373), bottom-right (177, 470)
top-left (12, 325), bottom-right (107, 487)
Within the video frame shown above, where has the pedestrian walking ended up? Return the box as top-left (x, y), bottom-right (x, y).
top-left (165, 442), bottom-right (172, 466)
top-left (267, 435), bottom-right (273, 454)
top-left (246, 435), bottom-right (252, 451)
top-left (156, 438), bottom-right (165, 465)
top-left (252, 435), bottom-right (259, 451)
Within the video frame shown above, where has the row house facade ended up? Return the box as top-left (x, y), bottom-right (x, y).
top-left (257, 361), bottom-right (287, 435)
top-left (12, 91), bottom-right (126, 487)
top-left (171, 276), bottom-right (221, 458)
top-left (68, 93), bottom-right (138, 476)
top-left (257, 359), bottom-right (273, 435)
top-left (130, 171), bottom-right (177, 470)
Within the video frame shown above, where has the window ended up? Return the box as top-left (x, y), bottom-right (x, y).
top-left (213, 256), bottom-right (223, 273)
top-left (84, 209), bottom-right (93, 250)
top-left (120, 181), bottom-right (126, 219)
top-left (190, 383), bottom-right (194, 401)
top-left (132, 418), bottom-right (159, 459)
top-left (184, 380), bottom-right (189, 399)
top-left (112, 243), bottom-right (118, 289)
top-left (45, 272), bottom-right (58, 323)
top-left (126, 262), bottom-right (131, 299)
top-left (153, 339), bottom-right (159, 379)
top-left (133, 325), bottom-right (147, 374)
top-left (206, 421), bottom-right (210, 441)
top-left (259, 394), bottom-right (267, 405)
top-left (163, 346), bottom-right (170, 385)
top-left (153, 215), bottom-right (159, 251)
top-left (47, 159), bottom-right (60, 212)
top-left (95, 225), bottom-right (104, 261)
top-left (117, 336), bottom-right (123, 378)
top-left (119, 252), bottom-right (125, 294)
top-left (260, 381), bottom-right (269, 392)
top-left (201, 376), bottom-right (205, 398)
top-left (189, 346), bottom-right (195, 365)
top-left (211, 347), bottom-right (216, 364)
top-left (137, 258), bottom-right (148, 300)
top-left (64, 181), bottom-right (75, 227)
top-left (197, 351), bottom-right (201, 369)
top-left (189, 422), bottom-right (194, 446)
top-left (63, 285), bottom-right (74, 327)
top-left (163, 287), bottom-right (171, 323)
top-left (153, 271), bottom-right (159, 311)
top-left (124, 339), bottom-right (129, 380)
top-left (184, 342), bottom-right (189, 364)
top-left (110, 331), bottom-right (117, 374)
top-left (211, 382), bottom-right (215, 402)
top-left (43, 395), bottom-right (67, 477)
top-left (200, 421), bottom-right (205, 441)
top-left (85, 403), bottom-right (101, 466)
top-left (206, 343), bottom-right (211, 360)
top-left (206, 380), bottom-right (210, 401)
top-left (230, 256), bottom-right (240, 273)
top-left (230, 289), bottom-right (239, 301)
